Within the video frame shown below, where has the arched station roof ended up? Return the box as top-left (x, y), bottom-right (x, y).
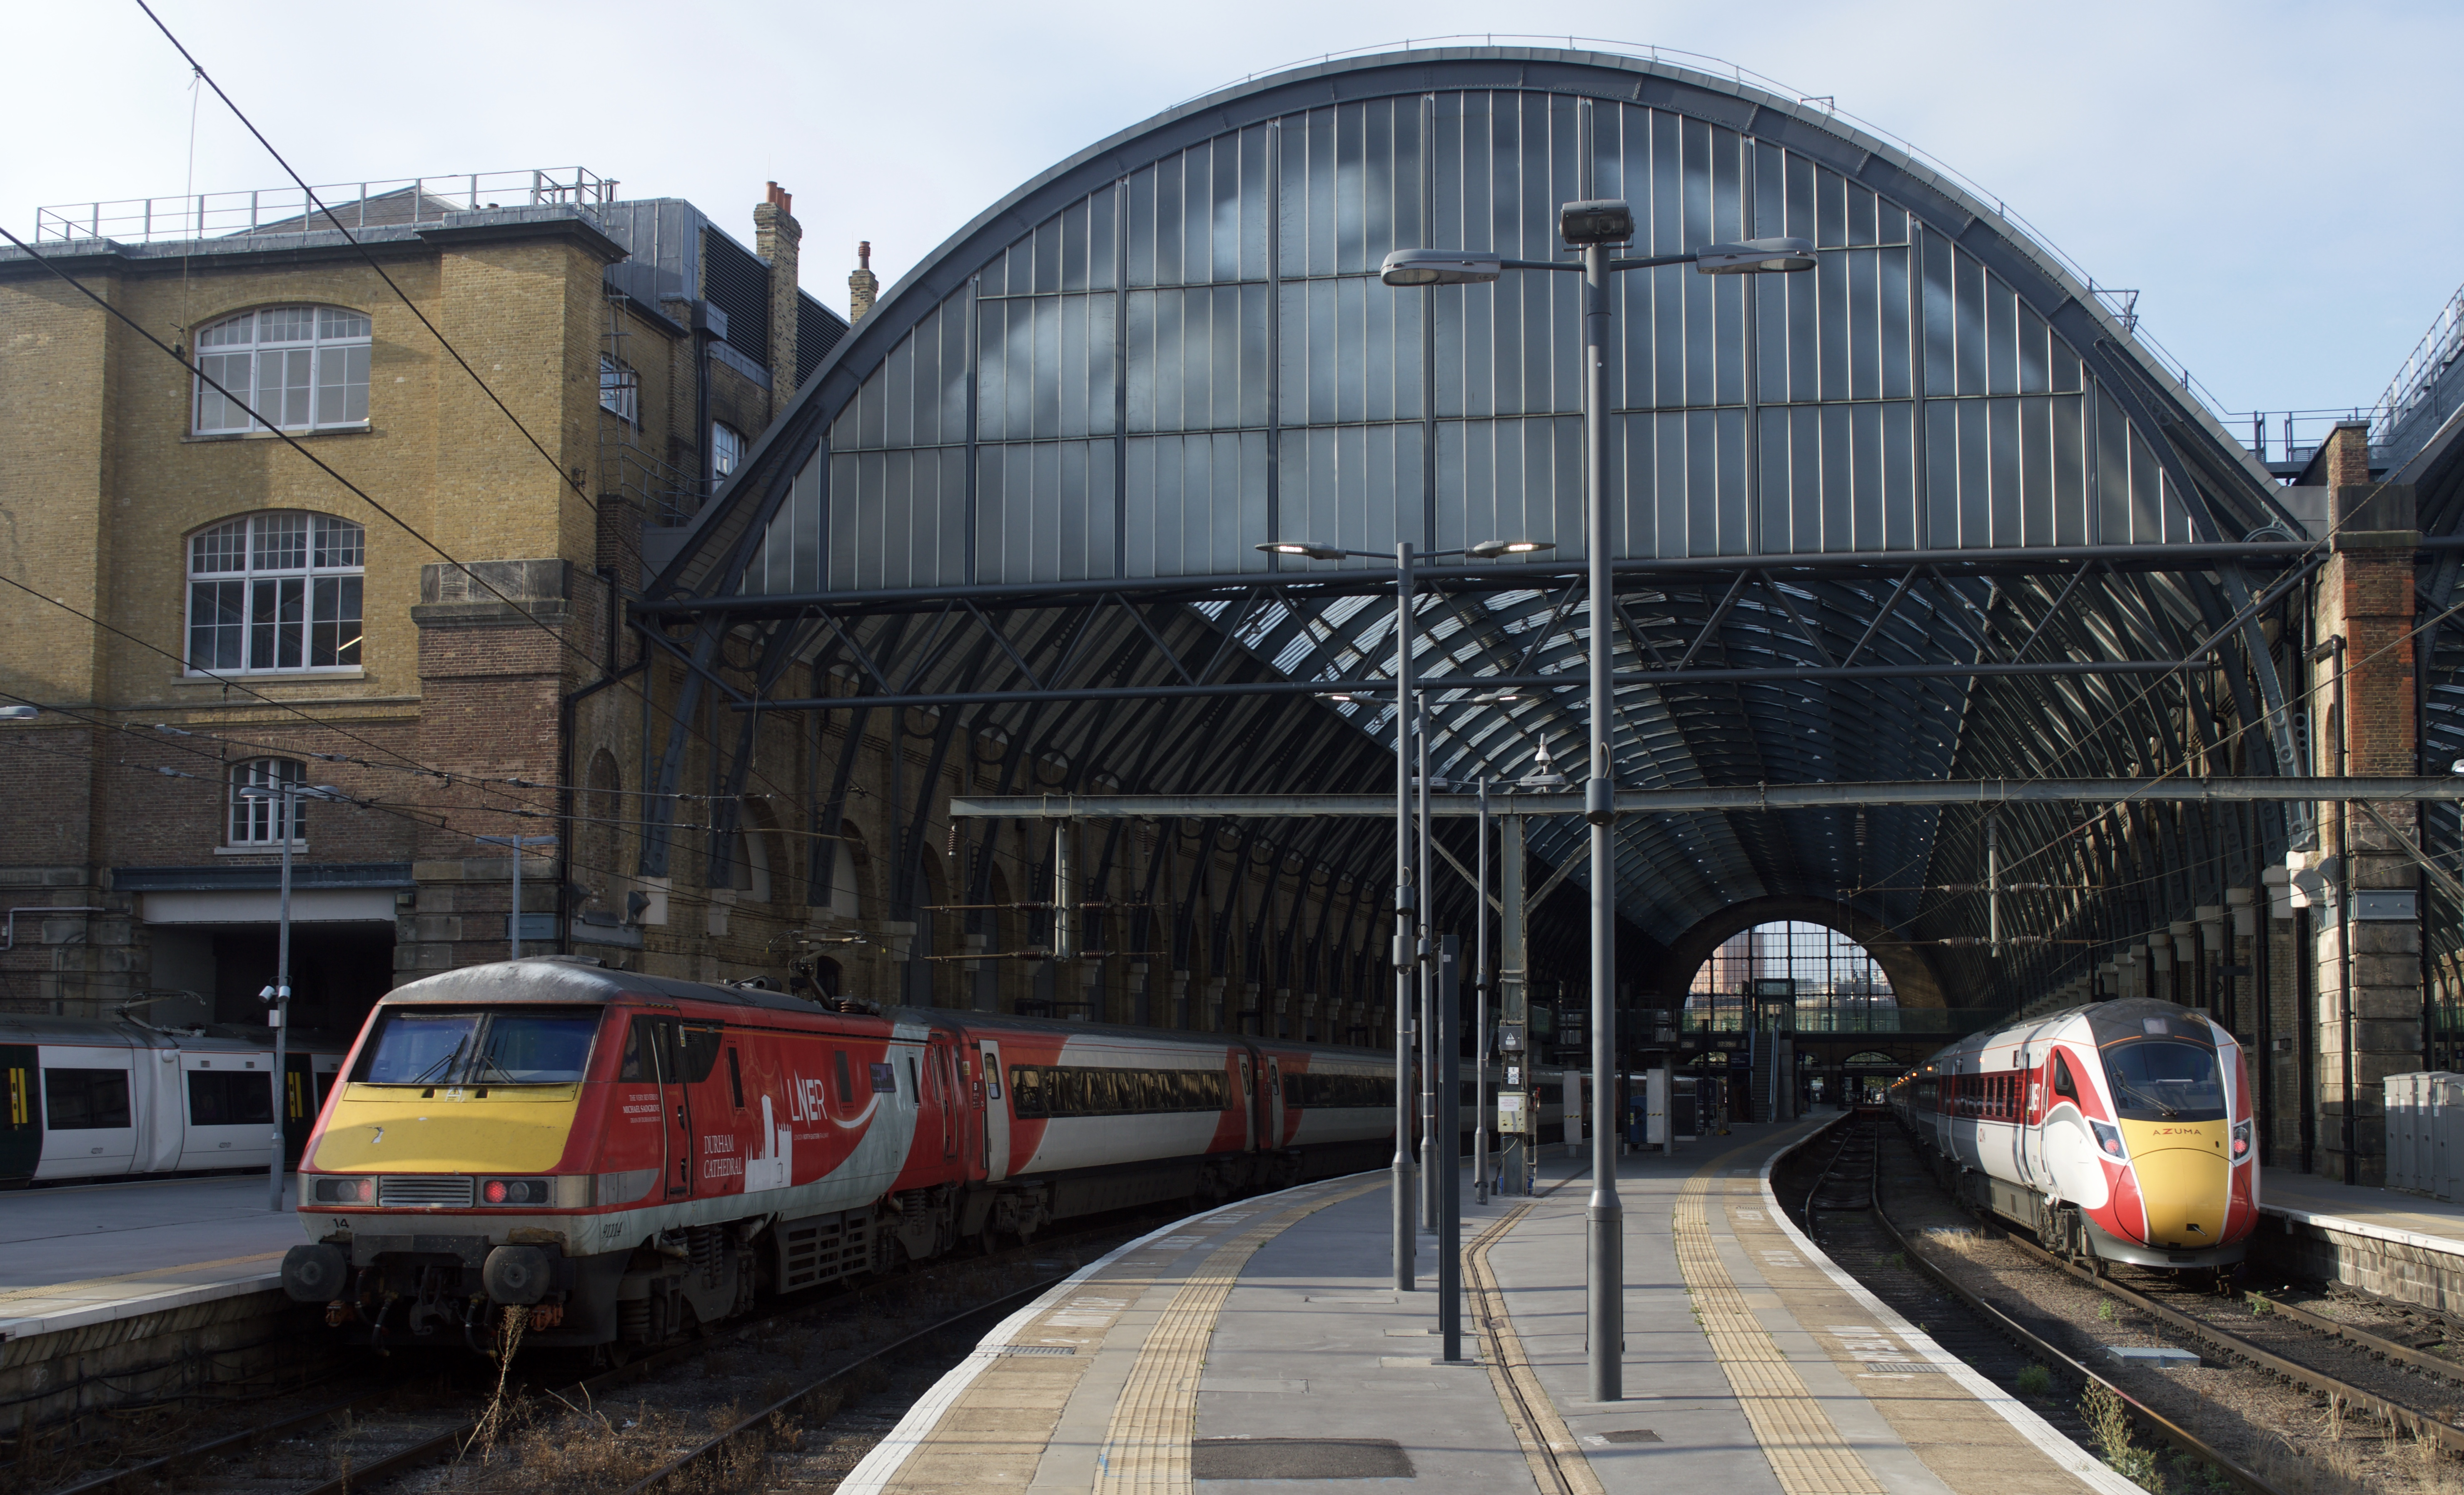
top-left (640, 45), bottom-right (2357, 1006)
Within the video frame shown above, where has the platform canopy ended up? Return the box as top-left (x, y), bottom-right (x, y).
top-left (633, 44), bottom-right (2464, 1002)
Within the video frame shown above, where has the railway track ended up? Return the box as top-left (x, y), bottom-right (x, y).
top-left (1790, 1114), bottom-right (2464, 1495)
top-left (31, 1209), bottom-right (1170, 1495)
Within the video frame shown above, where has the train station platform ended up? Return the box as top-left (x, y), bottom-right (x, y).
top-left (842, 1119), bottom-right (2139, 1495)
top-left (0, 1172), bottom-right (300, 1343)
top-left (2259, 1166), bottom-right (2464, 1313)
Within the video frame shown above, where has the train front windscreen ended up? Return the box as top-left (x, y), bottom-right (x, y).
top-left (350, 1007), bottom-right (603, 1087)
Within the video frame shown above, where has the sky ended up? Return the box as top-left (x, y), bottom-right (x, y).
top-left (11, 0), bottom-right (2459, 427)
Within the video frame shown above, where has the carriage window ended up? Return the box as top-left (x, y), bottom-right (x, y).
top-left (834, 1050), bottom-right (855, 1106)
top-left (187, 1070), bottom-right (274, 1126)
top-left (45, 1069), bottom-right (130, 1130)
top-left (726, 1048), bottom-right (745, 1109)
top-left (2053, 1052), bottom-right (2078, 1100)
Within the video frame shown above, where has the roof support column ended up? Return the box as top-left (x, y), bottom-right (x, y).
top-left (2307, 423), bottom-right (2422, 1187)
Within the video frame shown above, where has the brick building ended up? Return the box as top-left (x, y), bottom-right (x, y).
top-left (0, 168), bottom-right (851, 1034)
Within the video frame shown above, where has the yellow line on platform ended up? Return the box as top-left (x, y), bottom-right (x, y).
top-left (1090, 1176), bottom-right (1382, 1495)
top-left (1675, 1173), bottom-right (1885, 1495)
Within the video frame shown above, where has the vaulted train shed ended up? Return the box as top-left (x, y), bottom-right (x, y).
top-left (625, 44), bottom-right (2464, 1184)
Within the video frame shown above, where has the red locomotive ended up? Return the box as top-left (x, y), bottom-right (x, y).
top-left (280, 957), bottom-right (1397, 1352)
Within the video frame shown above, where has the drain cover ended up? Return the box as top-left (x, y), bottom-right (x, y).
top-left (1865, 1361), bottom-right (1945, 1373)
top-left (1594, 1429), bottom-right (1662, 1444)
top-left (996, 1345), bottom-right (1077, 1356)
top-left (1191, 1438), bottom-right (1414, 1480)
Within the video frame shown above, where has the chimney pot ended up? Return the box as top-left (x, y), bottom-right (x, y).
top-left (850, 240), bottom-right (880, 323)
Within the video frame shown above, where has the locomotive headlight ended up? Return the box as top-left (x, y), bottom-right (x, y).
top-left (481, 1177), bottom-right (552, 1206)
top-left (2232, 1119), bottom-right (2253, 1161)
top-left (2090, 1119), bottom-right (2128, 1160)
top-left (311, 1176), bottom-right (375, 1204)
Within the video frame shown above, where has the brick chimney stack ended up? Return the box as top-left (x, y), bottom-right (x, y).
top-left (850, 241), bottom-right (879, 323)
top-left (753, 181), bottom-right (801, 396)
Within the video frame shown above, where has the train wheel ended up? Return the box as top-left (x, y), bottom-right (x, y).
top-left (978, 1224), bottom-right (998, 1257)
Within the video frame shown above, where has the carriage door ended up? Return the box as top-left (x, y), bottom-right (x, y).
top-left (629, 1015), bottom-right (694, 1199)
top-left (977, 1041), bottom-right (1009, 1182)
top-left (1237, 1055), bottom-right (1256, 1149)
top-left (0, 1045), bottom-right (36, 1182)
top-left (2019, 1049), bottom-right (2046, 1185)
top-left (1264, 1057), bottom-right (1285, 1149)
top-left (931, 1040), bottom-right (960, 1160)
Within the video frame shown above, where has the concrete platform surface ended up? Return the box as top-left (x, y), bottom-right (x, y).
top-left (841, 1125), bottom-right (2140, 1495)
top-left (2263, 1166), bottom-right (2464, 1255)
top-left (0, 1172), bottom-right (300, 1339)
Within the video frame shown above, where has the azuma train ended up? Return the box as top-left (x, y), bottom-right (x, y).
top-left (280, 957), bottom-right (1546, 1354)
top-left (1887, 997), bottom-right (2257, 1278)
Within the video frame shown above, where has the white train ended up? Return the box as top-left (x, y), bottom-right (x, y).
top-left (0, 1013), bottom-right (347, 1185)
top-left (1888, 996), bottom-right (2257, 1274)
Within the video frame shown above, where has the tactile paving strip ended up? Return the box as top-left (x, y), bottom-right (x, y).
top-left (1673, 1173), bottom-right (1887, 1495)
top-left (1090, 1176), bottom-right (1385, 1494)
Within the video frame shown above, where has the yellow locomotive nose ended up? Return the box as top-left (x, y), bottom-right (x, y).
top-left (2121, 1119), bottom-right (2229, 1248)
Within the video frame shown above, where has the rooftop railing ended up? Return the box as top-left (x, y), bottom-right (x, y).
top-left (1678, 1005), bottom-right (2000, 1036)
top-left (34, 167), bottom-right (616, 245)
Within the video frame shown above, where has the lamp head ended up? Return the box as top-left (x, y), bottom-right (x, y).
top-left (1255, 539), bottom-right (1349, 561)
top-left (1464, 537), bottom-right (1556, 559)
top-left (1558, 199), bottom-right (1636, 247)
top-left (1378, 249), bottom-right (1502, 286)
top-left (1692, 237), bottom-right (1817, 274)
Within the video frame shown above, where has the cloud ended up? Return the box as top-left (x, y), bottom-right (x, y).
top-left (15, 0), bottom-right (2458, 414)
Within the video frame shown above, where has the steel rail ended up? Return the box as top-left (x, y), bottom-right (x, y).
top-left (614, 1277), bottom-right (1057, 1495)
top-left (1840, 1126), bottom-right (2281, 1495)
top-left (2232, 1288), bottom-right (2464, 1387)
top-left (2000, 1231), bottom-right (2464, 1456)
top-left (47, 1213), bottom-right (1153, 1495)
top-left (43, 1390), bottom-right (394, 1495)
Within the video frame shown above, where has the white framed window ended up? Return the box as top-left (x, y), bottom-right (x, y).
top-left (599, 355), bottom-right (638, 423)
top-left (229, 758), bottom-right (308, 847)
top-left (187, 513), bottom-right (364, 674)
top-left (193, 306), bottom-right (371, 434)
top-left (712, 422), bottom-right (746, 478)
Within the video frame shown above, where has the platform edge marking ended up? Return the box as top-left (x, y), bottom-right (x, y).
top-left (834, 1171), bottom-right (1375, 1495)
top-left (1091, 1176), bottom-right (1384, 1494)
top-left (1754, 1129), bottom-right (2144, 1495)
top-left (1678, 1167), bottom-right (1888, 1494)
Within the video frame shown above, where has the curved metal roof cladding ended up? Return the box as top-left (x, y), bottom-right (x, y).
top-left (650, 46), bottom-right (2337, 1001)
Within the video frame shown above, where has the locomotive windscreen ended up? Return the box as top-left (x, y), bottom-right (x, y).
top-left (2100, 1040), bottom-right (2226, 1121)
top-left (352, 1006), bottom-right (603, 1086)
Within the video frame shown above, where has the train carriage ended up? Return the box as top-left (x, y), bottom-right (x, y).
top-left (281, 957), bottom-right (1434, 1354)
top-left (1, 1013), bottom-right (347, 1184)
top-left (1888, 996), bottom-right (2256, 1276)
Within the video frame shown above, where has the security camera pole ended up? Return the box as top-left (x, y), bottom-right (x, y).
top-left (1380, 212), bottom-right (1814, 1400)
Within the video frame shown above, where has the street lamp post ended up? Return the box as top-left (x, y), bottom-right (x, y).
top-left (1381, 214), bottom-right (1813, 1401)
top-left (236, 777), bottom-right (349, 1212)
top-left (1255, 534), bottom-right (1551, 1294)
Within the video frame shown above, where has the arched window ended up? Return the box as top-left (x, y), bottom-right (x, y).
top-left (730, 805), bottom-right (773, 904)
top-left (187, 513), bottom-right (364, 673)
top-left (194, 306), bottom-right (370, 434)
top-left (229, 758), bottom-right (307, 847)
top-left (712, 423), bottom-right (746, 478)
